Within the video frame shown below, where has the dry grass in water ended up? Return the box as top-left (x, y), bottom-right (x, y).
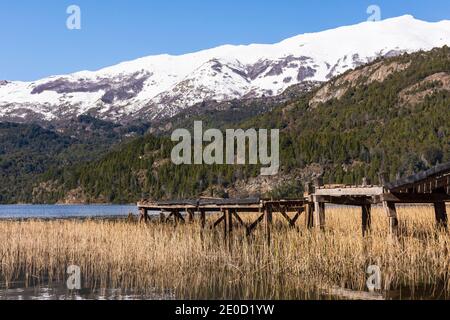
top-left (0, 205), bottom-right (449, 299)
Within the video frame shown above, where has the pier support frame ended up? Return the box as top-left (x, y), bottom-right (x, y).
top-left (361, 204), bottom-right (372, 237)
top-left (305, 203), bottom-right (314, 229)
top-left (200, 209), bottom-right (206, 229)
top-left (139, 208), bottom-right (149, 223)
top-left (265, 206), bottom-right (273, 247)
top-left (383, 201), bottom-right (399, 237)
top-left (313, 197), bottom-right (326, 231)
top-left (186, 208), bottom-right (195, 223)
top-left (246, 211), bottom-right (265, 237)
top-left (434, 202), bottom-right (448, 230)
top-left (221, 210), bottom-right (228, 243)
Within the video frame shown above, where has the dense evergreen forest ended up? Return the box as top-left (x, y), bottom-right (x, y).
top-left (0, 116), bottom-right (149, 203)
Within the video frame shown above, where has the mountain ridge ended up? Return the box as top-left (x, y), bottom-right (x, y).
top-left (1, 15), bottom-right (450, 124)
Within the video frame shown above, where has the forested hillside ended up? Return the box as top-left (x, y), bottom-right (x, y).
top-left (0, 116), bottom-right (149, 203)
top-left (245, 46), bottom-right (449, 186)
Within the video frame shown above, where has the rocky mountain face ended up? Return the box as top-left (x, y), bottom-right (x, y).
top-left (1, 15), bottom-right (449, 125)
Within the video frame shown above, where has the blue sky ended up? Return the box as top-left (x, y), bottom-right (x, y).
top-left (1, 0), bottom-right (449, 81)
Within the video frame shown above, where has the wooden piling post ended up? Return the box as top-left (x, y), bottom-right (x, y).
top-left (361, 204), bottom-right (372, 237)
top-left (222, 209), bottom-right (228, 243)
top-left (304, 181), bottom-right (315, 229)
top-left (305, 204), bottom-right (314, 229)
top-left (383, 201), bottom-right (398, 237)
top-left (434, 202), bottom-right (448, 230)
top-left (227, 209), bottom-right (234, 251)
top-left (314, 200), bottom-right (326, 230)
top-left (265, 205), bottom-right (273, 247)
top-left (173, 210), bottom-right (185, 225)
top-left (186, 208), bottom-right (195, 223)
top-left (200, 209), bottom-right (206, 229)
top-left (227, 209), bottom-right (233, 235)
top-left (313, 176), bottom-right (325, 230)
top-left (173, 210), bottom-right (179, 225)
top-left (160, 211), bottom-right (166, 223)
top-left (139, 208), bottom-right (149, 223)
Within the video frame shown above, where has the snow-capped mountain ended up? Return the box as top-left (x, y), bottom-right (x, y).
top-left (1, 15), bottom-right (450, 124)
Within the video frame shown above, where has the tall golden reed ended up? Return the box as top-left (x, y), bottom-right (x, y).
top-left (0, 205), bottom-right (449, 299)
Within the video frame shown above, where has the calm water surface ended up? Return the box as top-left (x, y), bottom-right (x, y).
top-left (0, 204), bottom-right (139, 219)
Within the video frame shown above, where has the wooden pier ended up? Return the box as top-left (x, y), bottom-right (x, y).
top-left (138, 197), bottom-right (307, 245)
top-left (138, 162), bottom-right (450, 244)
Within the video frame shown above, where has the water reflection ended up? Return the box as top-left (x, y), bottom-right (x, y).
top-left (1, 281), bottom-right (447, 300)
top-left (0, 282), bottom-right (175, 300)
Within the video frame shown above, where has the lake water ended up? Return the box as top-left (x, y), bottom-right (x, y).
top-left (0, 283), bottom-right (174, 300)
top-left (0, 205), bottom-right (140, 219)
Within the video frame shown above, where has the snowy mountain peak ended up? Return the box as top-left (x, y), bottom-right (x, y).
top-left (1, 15), bottom-right (450, 123)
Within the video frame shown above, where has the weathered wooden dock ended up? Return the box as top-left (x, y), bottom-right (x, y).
top-left (137, 162), bottom-right (450, 243)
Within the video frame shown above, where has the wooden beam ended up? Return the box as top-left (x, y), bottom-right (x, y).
top-left (212, 215), bottom-right (224, 229)
top-left (447, 176), bottom-right (450, 195)
top-left (246, 212), bottom-right (265, 236)
top-left (315, 186), bottom-right (384, 197)
top-left (200, 209), bottom-right (206, 229)
top-left (314, 195), bottom-right (376, 206)
top-left (314, 197), bottom-right (326, 230)
top-left (381, 193), bottom-right (450, 204)
top-left (232, 210), bottom-right (246, 227)
top-left (226, 209), bottom-right (233, 250)
top-left (165, 211), bottom-right (175, 223)
top-left (174, 211), bottom-right (185, 224)
top-left (278, 206), bottom-right (304, 228)
top-left (279, 207), bottom-right (294, 227)
top-left (361, 205), bottom-right (372, 237)
top-left (292, 208), bottom-right (304, 226)
top-left (139, 208), bottom-right (150, 223)
top-left (265, 206), bottom-right (273, 246)
top-left (434, 202), bottom-right (448, 230)
top-left (223, 210), bottom-right (228, 243)
top-left (383, 202), bottom-right (398, 237)
top-left (186, 208), bottom-right (195, 223)
top-left (227, 209), bottom-right (233, 235)
top-left (305, 204), bottom-right (314, 229)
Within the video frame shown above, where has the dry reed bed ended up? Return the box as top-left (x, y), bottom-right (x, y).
top-left (0, 206), bottom-right (449, 299)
